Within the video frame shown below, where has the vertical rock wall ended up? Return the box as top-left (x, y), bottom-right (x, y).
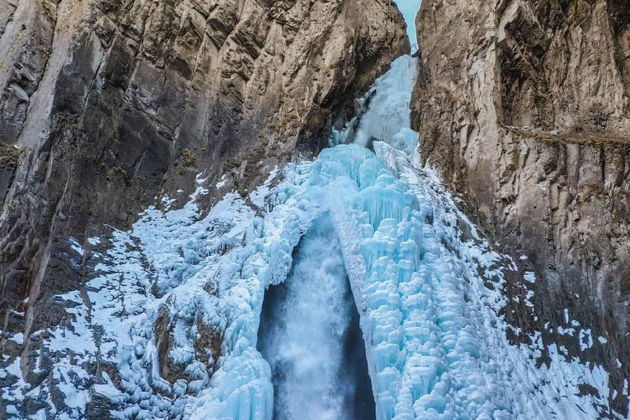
top-left (412, 0), bottom-right (629, 415)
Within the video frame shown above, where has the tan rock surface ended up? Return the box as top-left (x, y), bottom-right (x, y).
top-left (412, 0), bottom-right (629, 414)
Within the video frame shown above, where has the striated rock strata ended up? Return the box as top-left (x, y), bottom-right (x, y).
top-left (0, 0), bottom-right (408, 405)
top-left (412, 0), bottom-right (629, 415)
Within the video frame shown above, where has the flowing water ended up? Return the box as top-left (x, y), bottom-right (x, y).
top-left (257, 215), bottom-right (375, 420)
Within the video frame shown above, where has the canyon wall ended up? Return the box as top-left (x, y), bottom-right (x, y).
top-left (0, 0), bottom-right (408, 394)
top-left (412, 0), bottom-right (629, 415)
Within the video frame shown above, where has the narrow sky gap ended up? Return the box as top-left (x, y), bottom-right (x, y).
top-left (393, 0), bottom-right (421, 48)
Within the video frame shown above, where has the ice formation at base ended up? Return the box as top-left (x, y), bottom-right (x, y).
top-left (1, 54), bottom-right (625, 420)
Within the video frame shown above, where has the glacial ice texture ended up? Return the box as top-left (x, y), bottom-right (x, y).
top-left (1, 53), bottom-right (625, 420)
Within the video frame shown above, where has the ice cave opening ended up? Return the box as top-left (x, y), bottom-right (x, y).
top-left (257, 215), bottom-right (376, 420)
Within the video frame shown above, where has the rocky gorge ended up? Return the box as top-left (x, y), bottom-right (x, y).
top-left (0, 0), bottom-right (628, 418)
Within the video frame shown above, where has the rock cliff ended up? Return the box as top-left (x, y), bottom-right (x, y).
top-left (412, 0), bottom-right (629, 415)
top-left (0, 0), bottom-right (408, 405)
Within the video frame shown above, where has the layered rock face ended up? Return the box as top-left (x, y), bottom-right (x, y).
top-left (0, 0), bottom-right (407, 388)
top-left (412, 0), bottom-right (629, 414)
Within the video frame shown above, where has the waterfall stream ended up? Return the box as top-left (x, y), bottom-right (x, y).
top-left (257, 215), bottom-right (375, 420)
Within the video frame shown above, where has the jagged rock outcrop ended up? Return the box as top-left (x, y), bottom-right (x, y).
top-left (412, 0), bottom-right (629, 415)
top-left (0, 0), bottom-right (408, 403)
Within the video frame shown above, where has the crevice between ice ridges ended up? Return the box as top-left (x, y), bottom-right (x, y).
top-left (329, 203), bottom-right (379, 414)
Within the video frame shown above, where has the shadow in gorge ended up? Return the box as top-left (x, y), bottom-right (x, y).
top-left (257, 215), bottom-right (375, 420)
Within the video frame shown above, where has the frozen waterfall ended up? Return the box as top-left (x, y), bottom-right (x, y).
top-left (1, 28), bottom-right (621, 420)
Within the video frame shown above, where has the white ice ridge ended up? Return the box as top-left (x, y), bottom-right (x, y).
top-left (1, 56), bottom-right (622, 419)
